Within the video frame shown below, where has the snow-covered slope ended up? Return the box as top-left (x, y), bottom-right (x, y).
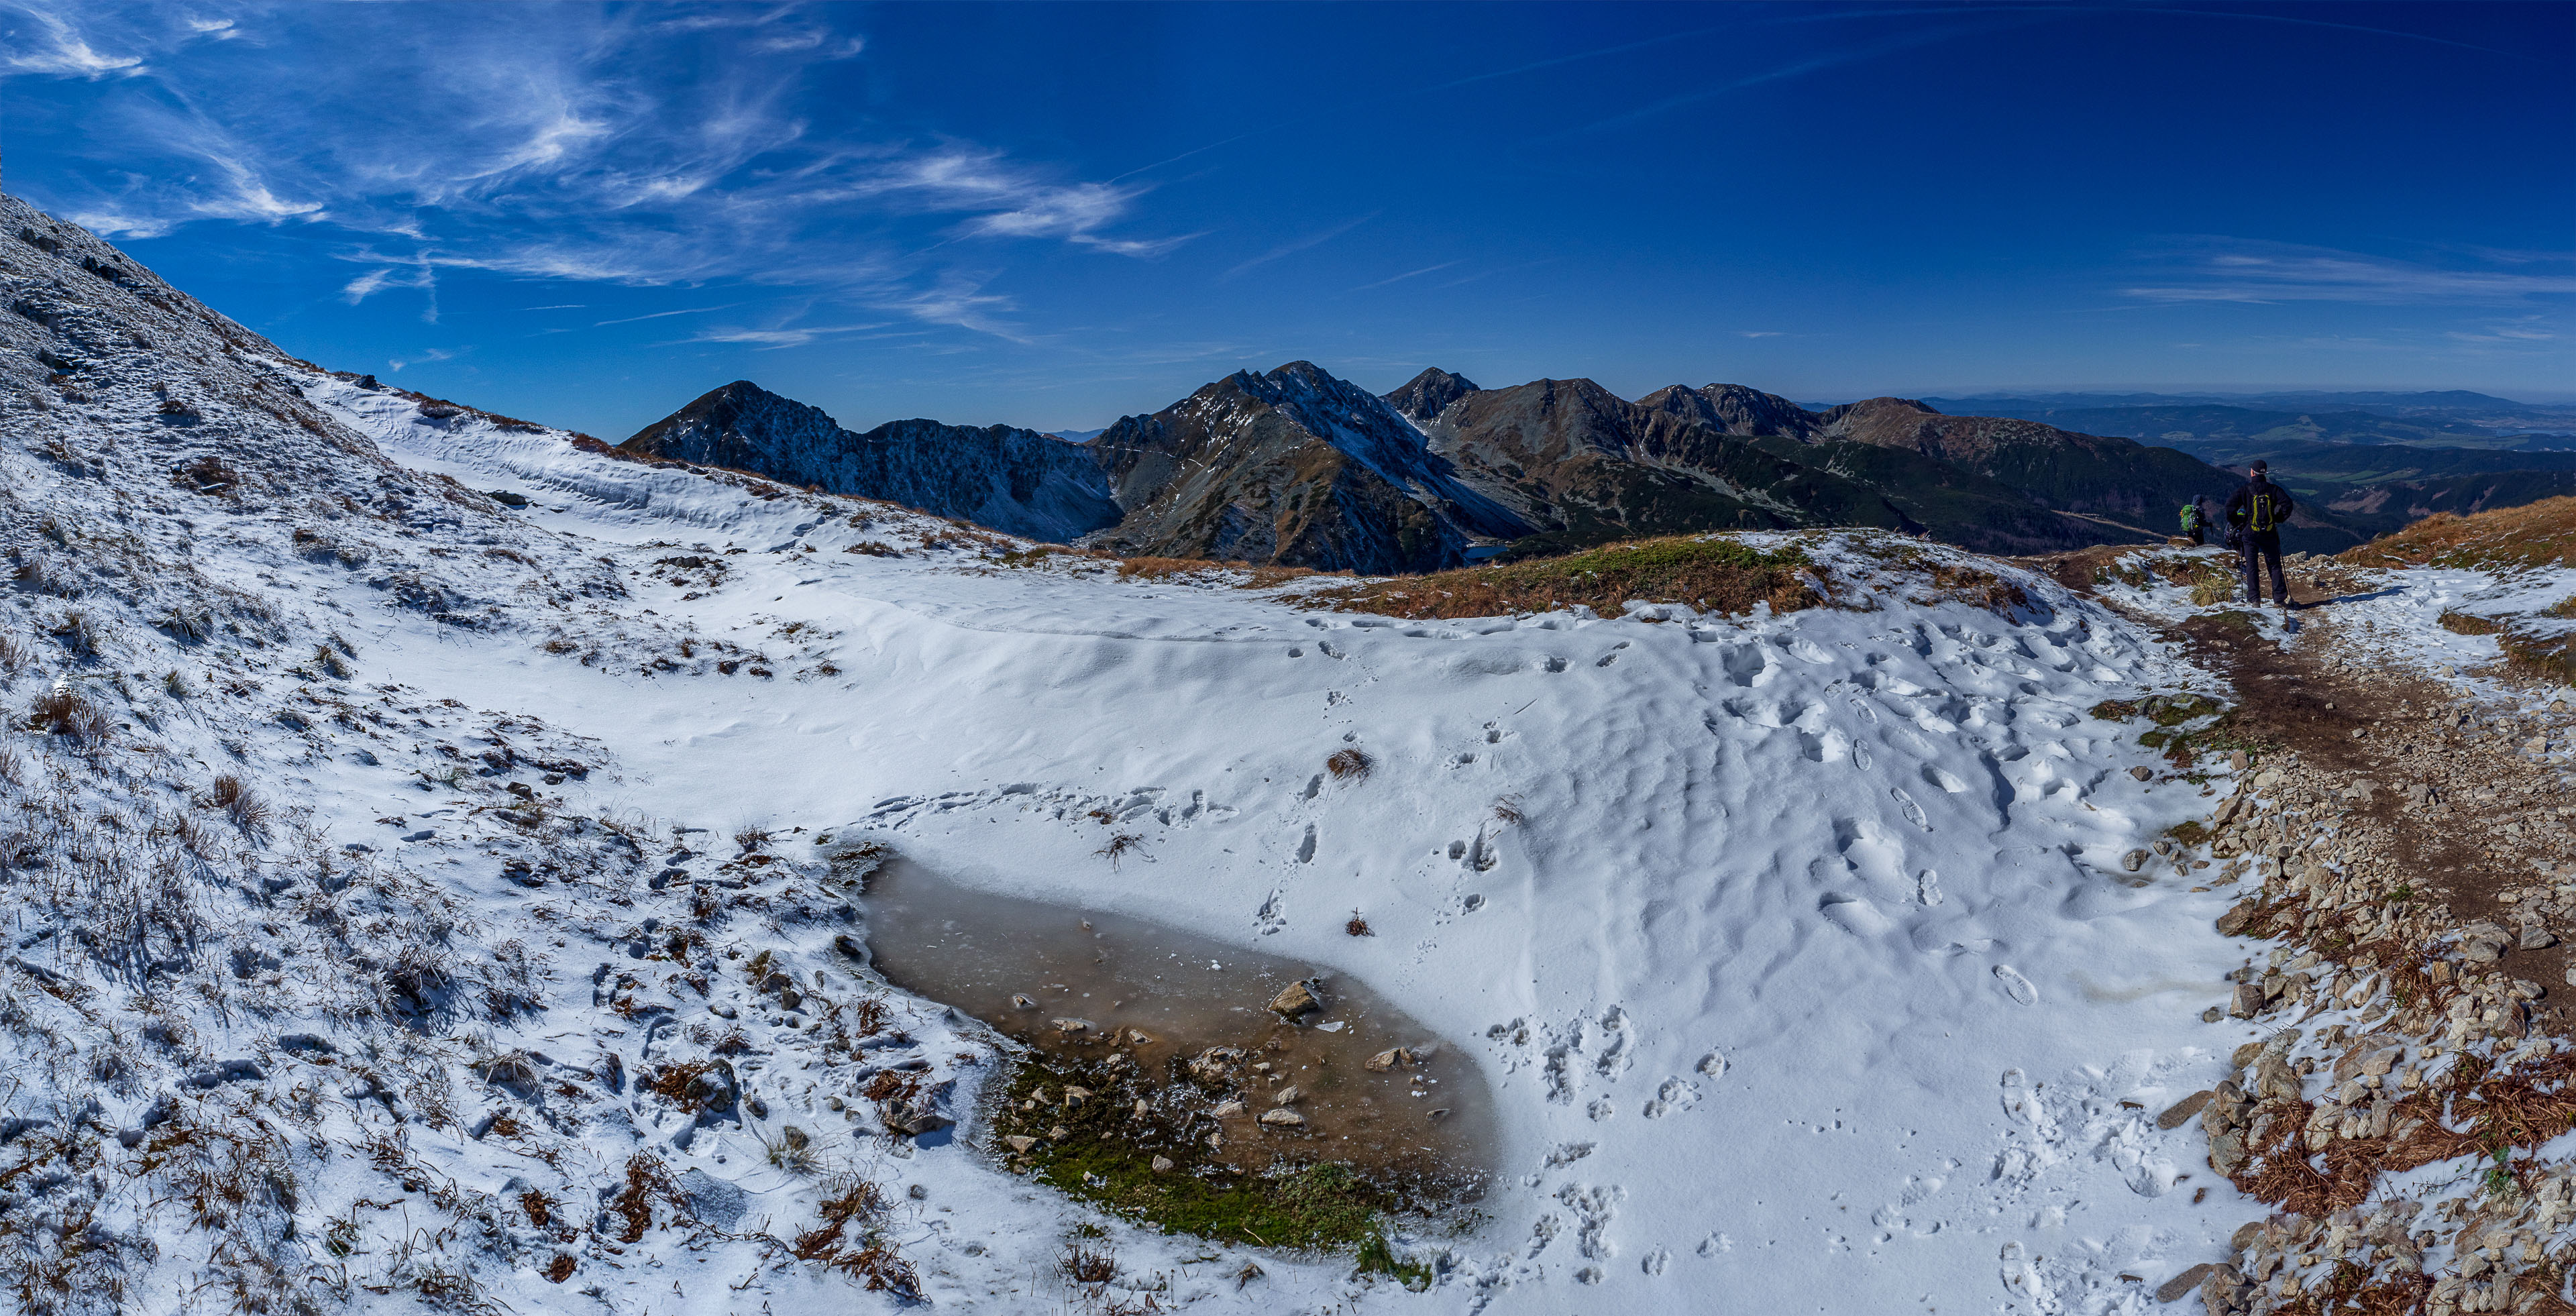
top-left (3, 190), bottom-right (2289, 1315)
top-left (305, 370), bottom-right (2286, 1311)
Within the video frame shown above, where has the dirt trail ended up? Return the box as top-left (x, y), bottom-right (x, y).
top-left (2051, 550), bottom-right (2576, 1316)
top-left (2178, 573), bottom-right (2576, 1019)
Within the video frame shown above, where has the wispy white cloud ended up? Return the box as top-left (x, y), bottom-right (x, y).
top-left (2443, 315), bottom-right (2559, 348)
top-left (2123, 239), bottom-right (2576, 305)
top-left (1351, 261), bottom-right (1460, 292)
top-left (1224, 213), bottom-right (1381, 281)
top-left (679, 322), bottom-right (892, 350)
top-left (1739, 331), bottom-right (1786, 339)
top-left (595, 303), bottom-right (741, 327)
top-left (873, 276), bottom-right (1028, 342)
top-left (10, 2), bottom-right (1181, 340)
top-left (387, 347), bottom-right (453, 372)
top-left (1, 2), bottom-right (146, 78)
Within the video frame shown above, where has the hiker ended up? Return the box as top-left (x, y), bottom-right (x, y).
top-left (2178, 499), bottom-right (2204, 545)
top-left (2224, 460), bottom-right (2295, 611)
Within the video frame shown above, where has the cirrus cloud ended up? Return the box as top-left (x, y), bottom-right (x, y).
top-left (7, 1), bottom-right (1187, 340)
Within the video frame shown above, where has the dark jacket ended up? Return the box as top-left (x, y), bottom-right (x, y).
top-left (2225, 477), bottom-right (2294, 534)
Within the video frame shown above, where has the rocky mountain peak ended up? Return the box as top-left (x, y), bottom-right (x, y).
top-left (1635, 382), bottom-right (1820, 439)
top-left (1817, 396), bottom-right (1943, 427)
top-left (1384, 367), bottom-right (1482, 425)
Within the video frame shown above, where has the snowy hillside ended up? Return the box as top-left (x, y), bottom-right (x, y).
top-left (21, 190), bottom-right (2575, 1316)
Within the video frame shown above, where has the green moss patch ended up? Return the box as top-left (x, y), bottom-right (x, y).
top-left (984, 1050), bottom-right (1459, 1257)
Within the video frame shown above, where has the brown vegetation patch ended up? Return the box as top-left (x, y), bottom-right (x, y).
top-left (1111, 555), bottom-right (1323, 588)
top-left (2341, 495), bottom-right (2576, 571)
top-left (1297, 535), bottom-right (1820, 621)
top-left (608, 1154), bottom-right (678, 1244)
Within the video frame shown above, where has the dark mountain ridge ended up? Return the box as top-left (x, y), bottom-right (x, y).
top-left (620, 363), bottom-right (2441, 569)
top-left (1087, 361), bottom-right (1523, 573)
top-left (622, 381), bottom-right (1120, 541)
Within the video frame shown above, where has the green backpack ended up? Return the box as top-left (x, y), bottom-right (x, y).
top-left (2179, 504), bottom-right (2198, 531)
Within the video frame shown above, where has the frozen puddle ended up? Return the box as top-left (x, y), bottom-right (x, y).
top-left (859, 858), bottom-right (1496, 1192)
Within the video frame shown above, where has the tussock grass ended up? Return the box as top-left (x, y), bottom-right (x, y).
top-left (1297, 534), bottom-right (1821, 621)
top-left (30, 687), bottom-right (111, 743)
top-left (2343, 494), bottom-right (2576, 570)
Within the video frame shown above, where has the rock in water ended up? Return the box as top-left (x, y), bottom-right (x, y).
top-left (1267, 979), bottom-right (1324, 1018)
top-left (1186, 1047), bottom-right (1246, 1083)
top-left (1257, 1109), bottom-right (1305, 1128)
top-left (1363, 1047), bottom-right (1413, 1072)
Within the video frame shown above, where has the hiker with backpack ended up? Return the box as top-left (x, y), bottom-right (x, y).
top-left (2224, 460), bottom-right (2295, 612)
top-left (2178, 499), bottom-right (2203, 545)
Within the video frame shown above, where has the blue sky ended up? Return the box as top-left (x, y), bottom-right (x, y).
top-left (4, 2), bottom-right (2571, 437)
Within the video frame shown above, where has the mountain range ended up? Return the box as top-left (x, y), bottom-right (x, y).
top-left (619, 367), bottom-right (2378, 569)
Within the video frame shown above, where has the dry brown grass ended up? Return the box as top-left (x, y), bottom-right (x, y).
top-left (1299, 535), bottom-right (1821, 621)
top-left (1094, 831), bottom-right (1144, 867)
top-left (608, 1154), bottom-right (678, 1243)
top-left (1325, 748), bottom-right (1373, 780)
top-left (30, 688), bottom-right (111, 743)
top-left (205, 773), bottom-right (268, 834)
top-left (2436, 606), bottom-right (2576, 684)
top-left (2342, 495), bottom-right (2576, 571)
top-left (1112, 555), bottom-right (1324, 588)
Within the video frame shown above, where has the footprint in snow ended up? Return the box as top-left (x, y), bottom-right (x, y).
top-left (1890, 786), bottom-right (1931, 831)
top-left (1819, 894), bottom-right (1894, 936)
top-left (1596, 641), bottom-right (1628, 667)
top-left (1916, 869), bottom-right (1944, 906)
top-left (1992, 965), bottom-right (2039, 1005)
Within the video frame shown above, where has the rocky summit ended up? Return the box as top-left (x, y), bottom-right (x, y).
top-left (623, 363), bottom-right (2393, 570)
top-left (621, 380), bottom-right (1121, 542)
top-left (1085, 360), bottom-right (1524, 574)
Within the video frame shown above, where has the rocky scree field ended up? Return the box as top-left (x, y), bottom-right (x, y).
top-left (2075, 508), bottom-right (2576, 1316)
